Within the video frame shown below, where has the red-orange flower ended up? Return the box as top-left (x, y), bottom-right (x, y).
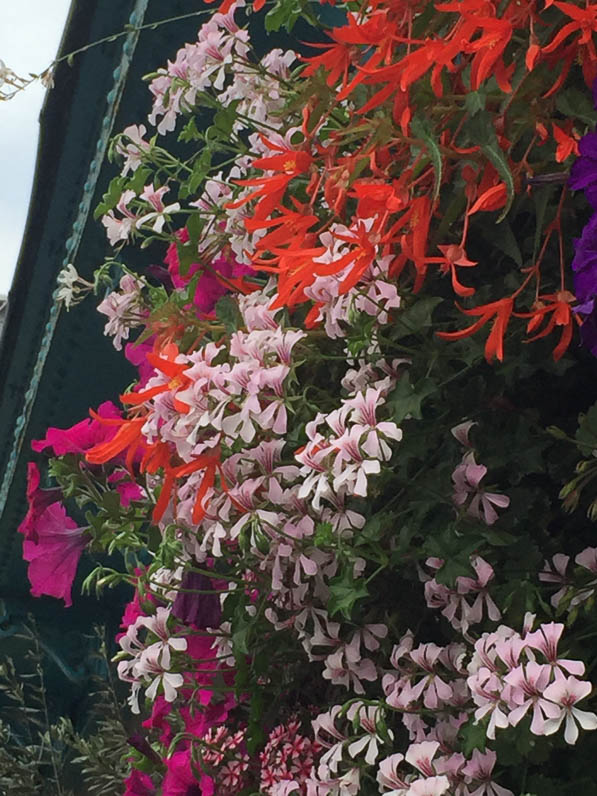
top-left (438, 298), bottom-right (514, 362)
top-left (520, 292), bottom-right (580, 361)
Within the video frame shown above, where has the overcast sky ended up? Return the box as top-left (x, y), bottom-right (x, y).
top-left (0, 1), bottom-right (72, 295)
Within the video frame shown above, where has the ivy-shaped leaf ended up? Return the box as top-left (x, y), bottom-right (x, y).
top-left (328, 567), bottom-right (369, 619)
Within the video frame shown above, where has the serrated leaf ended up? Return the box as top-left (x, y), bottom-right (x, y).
top-left (387, 374), bottom-right (436, 423)
top-left (411, 116), bottom-right (443, 200)
top-left (183, 147), bottom-right (212, 199)
top-left (556, 86), bottom-right (597, 127)
top-left (215, 295), bottom-right (242, 333)
top-left (576, 401), bottom-right (597, 451)
top-left (464, 89), bottom-right (486, 116)
top-left (393, 296), bottom-right (443, 339)
top-left (265, 0), bottom-right (302, 32)
top-left (328, 568), bottom-right (369, 619)
top-left (94, 176), bottom-right (127, 220)
top-left (458, 717), bottom-right (487, 755)
top-left (129, 166), bottom-right (151, 195)
top-left (178, 116), bottom-right (201, 143)
top-left (213, 101), bottom-right (240, 138)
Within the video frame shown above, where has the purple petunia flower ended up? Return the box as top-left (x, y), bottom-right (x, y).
top-left (571, 213), bottom-right (597, 302)
top-left (569, 132), bottom-right (597, 209)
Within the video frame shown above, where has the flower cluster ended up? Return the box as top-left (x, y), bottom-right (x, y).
top-left (18, 0), bottom-right (597, 793)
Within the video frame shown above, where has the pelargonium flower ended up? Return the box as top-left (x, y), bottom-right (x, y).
top-left (452, 453), bottom-right (510, 525)
top-left (22, 502), bottom-right (89, 607)
top-left (543, 676), bottom-right (597, 744)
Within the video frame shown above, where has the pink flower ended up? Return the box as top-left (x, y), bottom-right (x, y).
top-left (576, 546), bottom-right (597, 572)
top-left (451, 420), bottom-right (477, 447)
top-left (22, 502), bottom-right (89, 607)
top-left (136, 184), bottom-right (180, 233)
top-left (538, 553), bottom-right (571, 608)
top-left (18, 462), bottom-right (62, 541)
top-left (406, 776), bottom-right (450, 795)
top-left (31, 400), bottom-right (121, 455)
top-left (543, 676), bottom-right (597, 744)
top-left (123, 769), bottom-right (156, 796)
top-left (452, 453), bottom-right (509, 525)
top-left (503, 662), bottom-right (556, 735)
top-left (163, 747), bottom-right (213, 796)
top-left (462, 749), bottom-right (513, 796)
top-left (405, 741), bottom-right (440, 777)
top-left (525, 622), bottom-right (585, 677)
top-left (116, 124), bottom-right (150, 175)
top-left (125, 338), bottom-right (156, 388)
top-left (165, 227), bottom-right (253, 314)
top-left (377, 754), bottom-right (409, 793)
top-left (107, 471), bottom-right (144, 507)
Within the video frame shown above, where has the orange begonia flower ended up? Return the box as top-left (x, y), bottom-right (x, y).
top-left (519, 292), bottom-right (580, 361)
top-left (438, 298), bottom-right (514, 363)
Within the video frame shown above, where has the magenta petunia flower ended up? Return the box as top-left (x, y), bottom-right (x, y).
top-left (123, 769), bottom-right (156, 796)
top-left (31, 400), bottom-right (121, 456)
top-left (18, 462), bottom-right (62, 542)
top-left (22, 502), bottom-right (89, 607)
top-left (165, 227), bottom-right (253, 314)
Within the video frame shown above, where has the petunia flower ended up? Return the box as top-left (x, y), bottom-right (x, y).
top-left (31, 400), bottom-right (121, 455)
top-left (18, 462), bottom-right (62, 541)
top-left (22, 502), bottom-right (89, 607)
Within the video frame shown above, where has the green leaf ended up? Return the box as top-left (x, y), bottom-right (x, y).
top-left (176, 239), bottom-right (198, 278)
top-left (556, 86), bottom-right (597, 127)
top-left (129, 166), bottom-right (151, 195)
top-left (178, 116), bottom-right (201, 143)
top-left (387, 374), bottom-right (436, 423)
top-left (466, 111), bottom-right (514, 222)
top-left (213, 101), bottom-right (240, 138)
top-left (411, 115), bottom-right (443, 200)
top-left (265, 0), bottom-right (302, 32)
top-left (576, 401), bottom-right (597, 451)
top-left (392, 296), bottom-right (442, 339)
top-left (489, 219), bottom-right (522, 266)
top-left (215, 295), bottom-right (243, 333)
top-left (181, 147), bottom-right (213, 199)
top-left (458, 717), bottom-right (487, 755)
top-left (464, 89), bottom-right (486, 117)
top-left (328, 568), bottom-right (369, 619)
top-left (94, 176), bottom-right (127, 220)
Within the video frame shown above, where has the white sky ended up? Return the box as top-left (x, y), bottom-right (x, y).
top-left (0, 1), bottom-right (72, 295)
